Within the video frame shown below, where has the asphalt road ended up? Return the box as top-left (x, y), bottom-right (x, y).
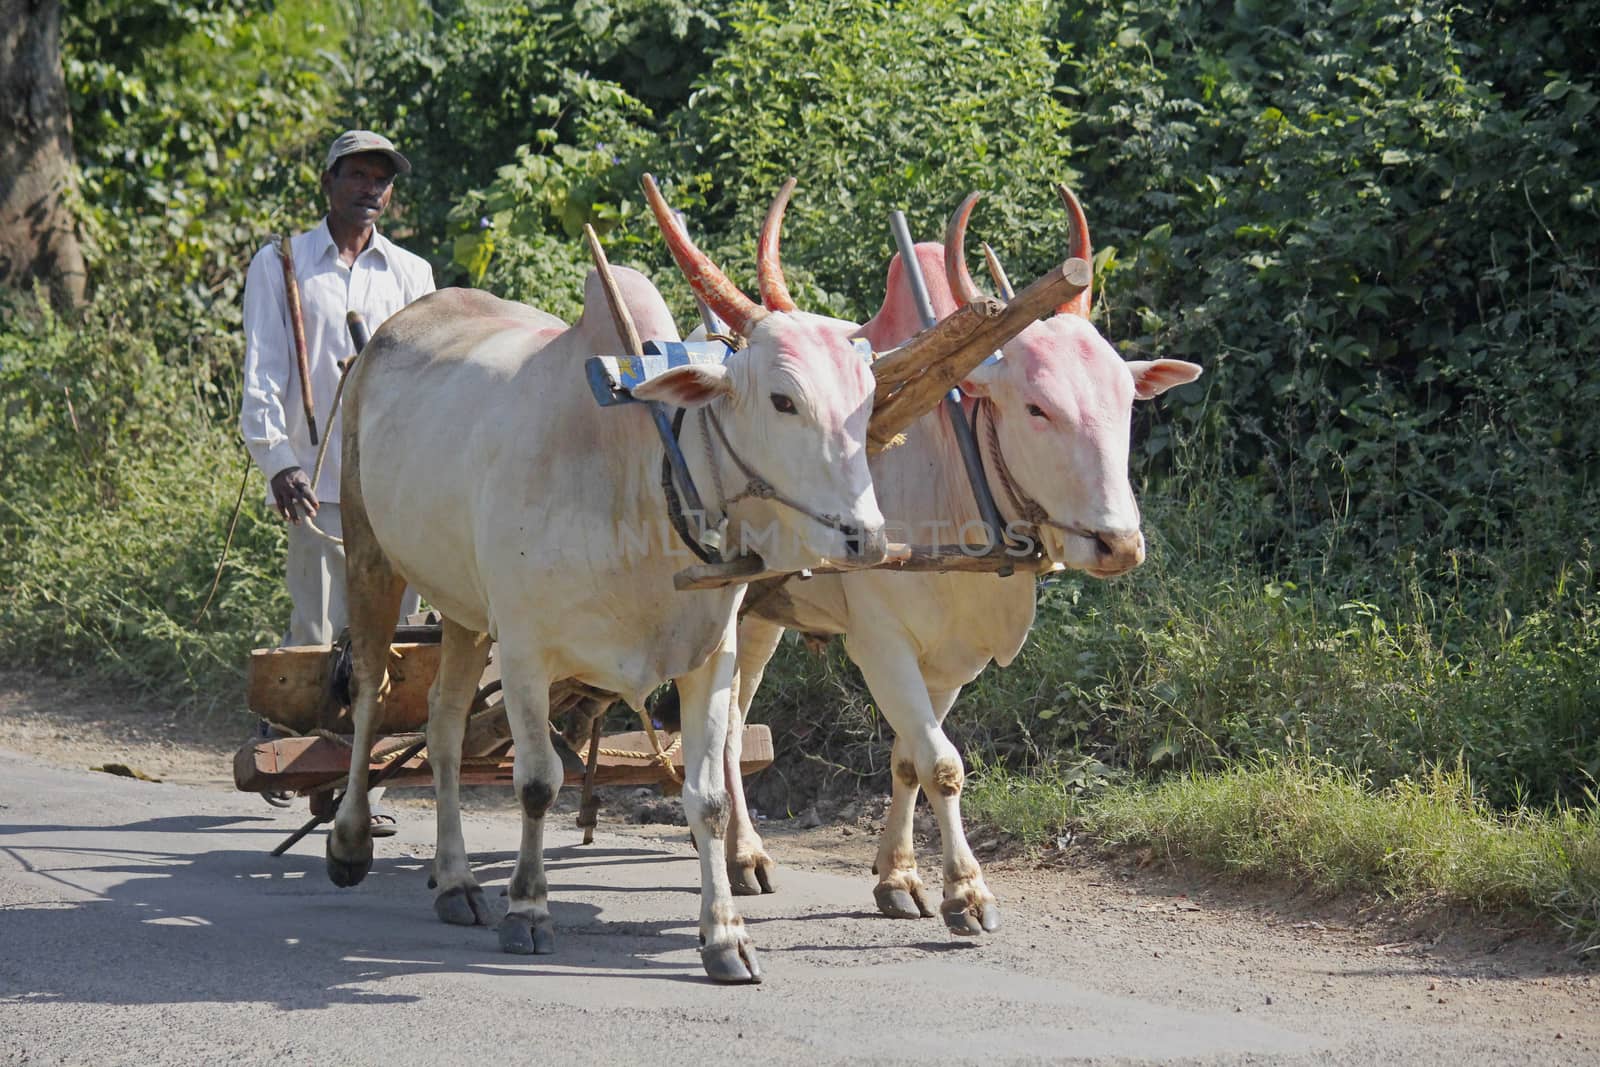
top-left (1, 748), bottom-right (1594, 1065)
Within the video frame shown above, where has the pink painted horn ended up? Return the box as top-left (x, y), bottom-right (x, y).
top-left (757, 177), bottom-right (799, 313)
top-left (641, 174), bottom-right (768, 338)
top-left (943, 190), bottom-right (987, 306)
top-left (1056, 182), bottom-right (1093, 317)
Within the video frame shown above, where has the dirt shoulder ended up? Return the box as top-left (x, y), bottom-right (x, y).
top-left (0, 669), bottom-right (247, 787)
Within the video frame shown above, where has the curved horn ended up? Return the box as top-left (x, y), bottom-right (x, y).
top-left (943, 191), bottom-right (986, 306)
top-left (1056, 182), bottom-right (1093, 317)
top-left (641, 174), bottom-right (768, 337)
top-left (757, 177), bottom-right (799, 313)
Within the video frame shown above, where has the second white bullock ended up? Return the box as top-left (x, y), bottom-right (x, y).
top-left (723, 186), bottom-right (1202, 934)
top-left (323, 177), bottom-right (892, 984)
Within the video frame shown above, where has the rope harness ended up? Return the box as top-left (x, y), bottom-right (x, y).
top-left (698, 404), bottom-right (863, 550)
top-left (577, 729), bottom-right (683, 782)
top-left (976, 397), bottom-right (1096, 546)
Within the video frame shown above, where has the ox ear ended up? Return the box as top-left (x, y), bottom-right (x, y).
top-left (1127, 359), bottom-right (1202, 400)
top-left (631, 363), bottom-right (733, 408)
top-left (957, 358), bottom-right (1004, 400)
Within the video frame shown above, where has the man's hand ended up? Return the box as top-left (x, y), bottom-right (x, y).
top-left (270, 466), bottom-right (319, 525)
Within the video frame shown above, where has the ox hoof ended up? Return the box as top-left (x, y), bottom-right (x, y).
top-left (941, 897), bottom-right (1001, 937)
top-left (497, 913), bottom-right (555, 955)
top-left (434, 884), bottom-right (490, 926)
top-left (325, 838), bottom-right (372, 888)
top-left (874, 883), bottom-right (934, 920)
top-left (702, 942), bottom-right (762, 984)
top-left (729, 860), bottom-right (776, 897)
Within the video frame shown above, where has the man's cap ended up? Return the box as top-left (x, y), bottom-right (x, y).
top-left (324, 130), bottom-right (412, 176)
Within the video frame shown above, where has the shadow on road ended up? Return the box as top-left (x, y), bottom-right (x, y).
top-left (0, 812), bottom-right (728, 1008)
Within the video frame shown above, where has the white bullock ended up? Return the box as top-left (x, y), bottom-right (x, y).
top-left (723, 187), bottom-right (1202, 934)
top-left (325, 177), bottom-right (893, 983)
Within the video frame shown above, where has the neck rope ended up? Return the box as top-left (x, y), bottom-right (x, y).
top-left (697, 405), bottom-right (862, 553)
top-left (975, 397), bottom-right (1095, 542)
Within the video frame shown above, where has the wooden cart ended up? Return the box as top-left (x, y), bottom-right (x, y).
top-left (234, 618), bottom-right (773, 854)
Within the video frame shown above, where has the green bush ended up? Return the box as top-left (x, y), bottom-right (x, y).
top-left (0, 279), bottom-right (287, 704)
top-left (1057, 0), bottom-right (1600, 582)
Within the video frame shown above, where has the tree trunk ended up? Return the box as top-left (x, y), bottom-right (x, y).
top-left (0, 0), bottom-right (86, 308)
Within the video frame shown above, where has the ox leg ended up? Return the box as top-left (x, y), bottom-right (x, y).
top-left (844, 637), bottom-right (999, 935)
top-left (326, 560), bottom-right (406, 888)
top-left (428, 619), bottom-right (494, 926)
top-left (725, 616), bottom-right (785, 896)
top-left (921, 686), bottom-right (999, 935)
top-left (494, 649), bottom-right (561, 955)
top-left (676, 616), bottom-right (761, 983)
top-left (871, 733), bottom-right (935, 919)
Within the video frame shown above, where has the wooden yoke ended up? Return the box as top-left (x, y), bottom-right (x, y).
top-left (865, 256), bottom-right (1091, 452)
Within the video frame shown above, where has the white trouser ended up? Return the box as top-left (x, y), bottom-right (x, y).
top-left (284, 502), bottom-right (421, 645)
top-left (283, 500), bottom-right (420, 811)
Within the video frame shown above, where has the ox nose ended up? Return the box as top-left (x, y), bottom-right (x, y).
top-left (1091, 529), bottom-right (1145, 575)
top-left (844, 522), bottom-right (889, 567)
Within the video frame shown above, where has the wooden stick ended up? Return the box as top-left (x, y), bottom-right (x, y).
top-left (981, 242), bottom-right (1016, 301)
top-left (673, 542), bottom-right (1051, 590)
top-left (583, 224), bottom-right (643, 358)
top-left (578, 713), bottom-right (605, 845)
top-left (276, 235), bottom-right (319, 447)
top-left (867, 257), bottom-right (1091, 451)
top-left (869, 297), bottom-right (1003, 399)
top-left (267, 734), bottom-right (428, 857)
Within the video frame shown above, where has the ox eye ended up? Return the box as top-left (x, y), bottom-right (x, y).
top-left (770, 393), bottom-right (797, 415)
top-left (1026, 403), bottom-right (1049, 419)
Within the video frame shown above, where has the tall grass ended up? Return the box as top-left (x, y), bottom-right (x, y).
top-left (1084, 755), bottom-right (1600, 950)
top-left (0, 287), bottom-right (288, 709)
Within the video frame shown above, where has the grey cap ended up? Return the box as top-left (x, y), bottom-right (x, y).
top-left (324, 130), bottom-right (412, 175)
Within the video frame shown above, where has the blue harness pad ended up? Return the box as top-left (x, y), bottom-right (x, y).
top-left (585, 340), bottom-right (733, 407)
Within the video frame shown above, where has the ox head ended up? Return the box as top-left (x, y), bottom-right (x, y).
top-left (941, 186), bottom-right (1202, 578)
top-left (638, 175), bottom-right (887, 573)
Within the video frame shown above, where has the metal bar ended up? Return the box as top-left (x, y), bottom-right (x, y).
top-left (887, 211), bottom-right (1011, 564)
top-left (269, 734), bottom-right (429, 857)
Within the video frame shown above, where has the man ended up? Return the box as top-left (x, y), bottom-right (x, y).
top-left (240, 129), bottom-right (435, 835)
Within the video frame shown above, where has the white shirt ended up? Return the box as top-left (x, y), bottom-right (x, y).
top-left (239, 219), bottom-right (435, 503)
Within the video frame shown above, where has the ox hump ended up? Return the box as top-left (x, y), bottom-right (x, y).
top-left (580, 265), bottom-right (678, 344)
top-left (857, 242), bottom-right (957, 351)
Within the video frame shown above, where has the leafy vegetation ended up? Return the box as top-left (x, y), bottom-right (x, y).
top-left (2, 1), bottom-right (1599, 915)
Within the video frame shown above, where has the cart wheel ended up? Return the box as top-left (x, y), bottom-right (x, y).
top-left (262, 790), bottom-right (296, 809)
